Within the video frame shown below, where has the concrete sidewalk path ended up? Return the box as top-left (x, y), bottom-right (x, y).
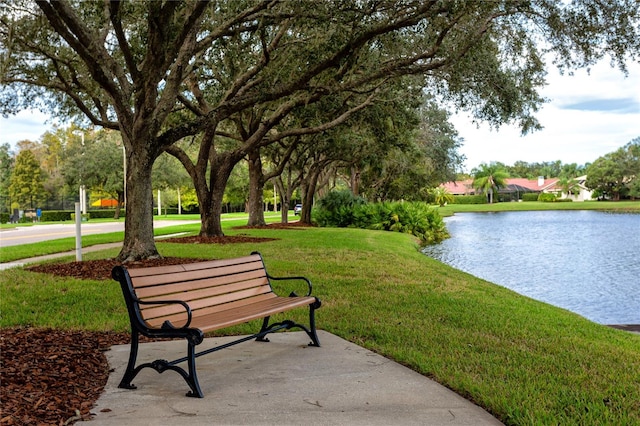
top-left (91, 330), bottom-right (502, 425)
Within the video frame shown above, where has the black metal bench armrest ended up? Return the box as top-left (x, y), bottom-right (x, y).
top-left (267, 274), bottom-right (313, 297)
top-left (136, 298), bottom-right (193, 329)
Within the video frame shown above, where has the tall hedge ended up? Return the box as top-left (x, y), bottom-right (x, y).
top-left (451, 195), bottom-right (487, 204)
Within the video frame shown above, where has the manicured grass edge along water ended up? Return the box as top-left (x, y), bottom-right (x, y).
top-left (438, 200), bottom-right (640, 215)
top-left (2, 221), bottom-right (639, 424)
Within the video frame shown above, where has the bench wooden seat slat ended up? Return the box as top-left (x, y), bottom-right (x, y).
top-left (143, 295), bottom-right (318, 331)
top-left (137, 279), bottom-right (271, 308)
top-left (125, 256), bottom-right (263, 278)
top-left (144, 292), bottom-right (279, 328)
top-left (192, 295), bottom-right (318, 332)
top-left (129, 260), bottom-right (266, 288)
top-left (133, 269), bottom-right (268, 298)
top-left (139, 283), bottom-right (274, 320)
top-left (112, 252), bottom-right (321, 398)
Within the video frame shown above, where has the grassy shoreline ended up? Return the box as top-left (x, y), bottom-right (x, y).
top-left (2, 204), bottom-right (640, 424)
top-left (438, 200), bottom-right (640, 215)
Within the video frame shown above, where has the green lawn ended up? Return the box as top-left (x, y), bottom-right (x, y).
top-left (2, 214), bottom-right (639, 425)
top-left (0, 213), bottom-right (285, 262)
top-left (438, 200), bottom-right (640, 215)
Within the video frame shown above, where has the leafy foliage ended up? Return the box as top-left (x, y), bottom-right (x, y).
top-left (0, 143), bottom-right (14, 213)
top-left (2, 1), bottom-right (640, 259)
top-left (586, 137), bottom-right (640, 200)
top-left (451, 195), bottom-right (488, 204)
top-left (314, 190), bottom-right (366, 228)
top-left (521, 193), bottom-right (539, 202)
top-left (314, 190), bottom-right (449, 245)
top-left (430, 187), bottom-right (455, 207)
top-left (8, 149), bottom-right (45, 209)
top-left (537, 192), bottom-right (557, 202)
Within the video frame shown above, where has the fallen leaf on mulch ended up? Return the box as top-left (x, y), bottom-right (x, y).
top-left (0, 327), bottom-right (130, 425)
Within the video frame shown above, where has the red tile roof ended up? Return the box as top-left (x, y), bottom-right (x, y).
top-left (441, 178), bottom-right (560, 194)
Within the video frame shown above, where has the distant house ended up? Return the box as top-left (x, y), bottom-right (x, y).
top-left (543, 175), bottom-right (594, 202)
top-left (440, 179), bottom-right (475, 196)
top-left (441, 176), bottom-right (593, 202)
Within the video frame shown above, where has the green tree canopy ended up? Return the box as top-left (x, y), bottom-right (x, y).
top-left (2, 0), bottom-right (639, 259)
top-left (9, 149), bottom-right (45, 209)
top-left (586, 137), bottom-right (640, 200)
top-left (0, 143), bottom-right (14, 213)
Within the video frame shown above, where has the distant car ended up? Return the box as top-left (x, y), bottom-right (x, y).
top-left (294, 204), bottom-right (302, 215)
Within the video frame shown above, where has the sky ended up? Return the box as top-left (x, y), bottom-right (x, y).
top-left (1, 59), bottom-right (638, 173)
top-left (451, 60), bottom-right (640, 172)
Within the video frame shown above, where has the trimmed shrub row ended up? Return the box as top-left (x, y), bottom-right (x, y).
top-left (521, 193), bottom-right (539, 202)
top-left (38, 209), bottom-right (124, 222)
top-left (537, 193), bottom-right (572, 202)
top-left (451, 195), bottom-right (487, 204)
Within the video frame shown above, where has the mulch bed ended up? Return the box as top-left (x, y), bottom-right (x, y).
top-left (2, 228), bottom-right (311, 425)
top-left (1, 327), bottom-right (129, 425)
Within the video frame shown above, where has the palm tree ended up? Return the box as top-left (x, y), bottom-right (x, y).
top-left (431, 186), bottom-right (455, 206)
top-left (558, 177), bottom-right (581, 200)
top-left (472, 163), bottom-right (509, 204)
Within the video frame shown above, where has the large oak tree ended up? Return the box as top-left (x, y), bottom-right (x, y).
top-left (1, 0), bottom-right (638, 260)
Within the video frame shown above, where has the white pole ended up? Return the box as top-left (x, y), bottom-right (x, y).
top-left (177, 187), bottom-right (182, 215)
top-left (75, 202), bottom-right (82, 261)
top-left (81, 185), bottom-right (87, 214)
top-left (157, 189), bottom-right (161, 216)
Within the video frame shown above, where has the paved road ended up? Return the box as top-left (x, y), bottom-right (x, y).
top-left (0, 220), bottom-right (197, 248)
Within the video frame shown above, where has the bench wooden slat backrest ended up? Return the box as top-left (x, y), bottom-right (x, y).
top-left (124, 254), bottom-right (274, 329)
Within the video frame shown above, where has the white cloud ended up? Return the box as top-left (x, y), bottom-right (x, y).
top-left (0, 109), bottom-right (54, 148)
top-left (453, 60), bottom-right (640, 172)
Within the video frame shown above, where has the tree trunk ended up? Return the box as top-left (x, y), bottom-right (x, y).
top-left (118, 147), bottom-right (160, 262)
top-left (246, 148), bottom-right (267, 226)
top-left (114, 190), bottom-right (123, 220)
top-left (350, 165), bottom-right (360, 196)
top-left (299, 167), bottom-right (321, 224)
top-left (276, 178), bottom-right (290, 224)
top-left (197, 152), bottom-right (241, 237)
top-left (201, 168), bottom-right (231, 237)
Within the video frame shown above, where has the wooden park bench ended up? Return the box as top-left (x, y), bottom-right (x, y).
top-left (111, 252), bottom-right (322, 398)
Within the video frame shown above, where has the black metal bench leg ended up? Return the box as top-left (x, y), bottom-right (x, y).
top-left (119, 329), bottom-right (140, 390)
top-left (255, 316), bottom-right (271, 342)
top-left (184, 341), bottom-right (204, 398)
top-left (307, 302), bottom-right (321, 347)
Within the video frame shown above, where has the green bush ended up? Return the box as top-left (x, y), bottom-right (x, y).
top-left (537, 193), bottom-right (557, 202)
top-left (70, 213), bottom-right (90, 222)
top-left (451, 195), bottom-right (487, 204)
top-left (40, 211), bottom-right (73, 221)
top-left (314, 190), bottom-right (449, 245)
top-left (88, 209), bottom-right (122, 219)
top-left (521, 193), bottom-right (539, 202)
top-left (364, 201), bottom-right (449, 244)
top-left (0, 213), bottom-right (9, 224)
top-left (313, 190), bottom-right (366, 227)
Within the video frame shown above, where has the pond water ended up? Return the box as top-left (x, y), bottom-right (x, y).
top-left (422, 210), bottom-right (640, 324)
